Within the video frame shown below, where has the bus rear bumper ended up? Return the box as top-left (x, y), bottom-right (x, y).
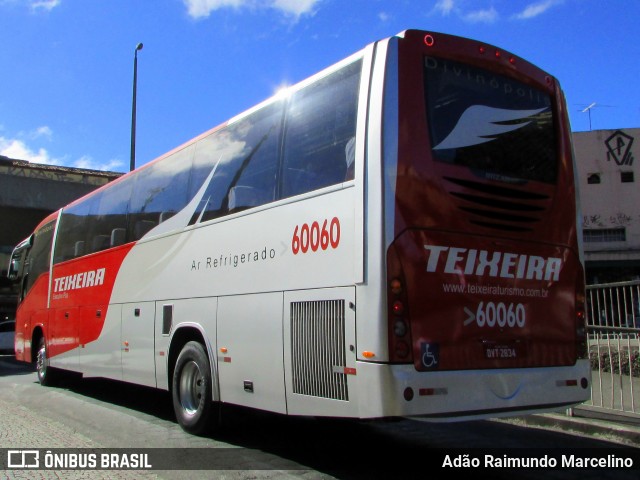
top-left (354, 359), bottom-right (591, 421)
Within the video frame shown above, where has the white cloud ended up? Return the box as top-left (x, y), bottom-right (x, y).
top-left (183, 0), bottom-right (321, 19)
top-left (431, 1), bottom-right (498, 24)
top-left (74, 155), bottom-right (125, 172)
top-left (0, 129), bottom-right (124, 172)
top-left (24, 125), bottom-right (53, 141)
top-left (272, 0), bottom-right (319, 17)
top-left (0, 136), bottom-right (53, 164)
top-left (513, 0), bottom-right (563, 20)
top-left (463, 7), bottom-right (499, 24)
top-left (434, 0), bottom-right (455, 16)
top-left (183, 0), bottom-right (245, 18)
top-left (0, 0), bottom-right (60, 13)
top-left (30, 0), bottom-right (60, 12)
top-left (378, 11), bottom-right (390, 22)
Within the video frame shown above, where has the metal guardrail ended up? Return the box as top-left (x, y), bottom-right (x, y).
top-left (584, 280), bottom-right (640, 418)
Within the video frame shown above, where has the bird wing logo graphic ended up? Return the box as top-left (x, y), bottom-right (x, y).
top-left (432, 106), bottom-right (548, 150)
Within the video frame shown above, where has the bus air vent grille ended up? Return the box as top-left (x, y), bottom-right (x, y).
top-left (291, 299), bottom-right (349, 401)
top-left (444, 176), bottom-right (551, 233)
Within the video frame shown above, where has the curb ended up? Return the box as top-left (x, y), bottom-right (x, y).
top-left (497, 412), bottom-right (640, 447)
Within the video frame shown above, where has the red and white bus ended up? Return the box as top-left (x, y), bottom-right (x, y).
top-left (11, 30), bottom-right (590, 434)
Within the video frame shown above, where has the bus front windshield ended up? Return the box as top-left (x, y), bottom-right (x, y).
top-left (424, 56), bottom-right (557, 184)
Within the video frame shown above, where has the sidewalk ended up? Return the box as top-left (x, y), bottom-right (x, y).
top-left (497, 409), bottom-right (640, 447)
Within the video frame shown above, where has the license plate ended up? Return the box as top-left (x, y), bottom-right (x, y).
top-left (483, 343), bottom-right (520, 359)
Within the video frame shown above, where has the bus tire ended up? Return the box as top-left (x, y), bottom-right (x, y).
top-left (172, 341), bottom-right (215, 435)
top-left (36, 337), bottom-right (58, 386)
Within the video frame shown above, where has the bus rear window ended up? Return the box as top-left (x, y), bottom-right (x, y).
top-left (424, 56), bottom-right (557, 184)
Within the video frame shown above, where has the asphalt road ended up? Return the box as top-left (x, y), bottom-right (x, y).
top-left (0, 355), bottom-right (638, 480)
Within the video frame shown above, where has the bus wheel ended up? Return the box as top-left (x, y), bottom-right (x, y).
top-left (172, 341), bottom-right (215, 435)
top-left (36, 337), bottom-right (56, 386)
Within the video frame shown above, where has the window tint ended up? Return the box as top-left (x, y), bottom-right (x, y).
top-left (25, 221), bottom-right (55, 294)
top-left (424, 56), bottom-right (556, 184)
top-left (54, 195), bottom-right (100, 263)
top-left (129, 145), bottom-right (195, 240)
top-left (53, 177), bottom-right (134, 262)
top-left (93, 179), bottom-right (133, 250)
top-left (281, 60), bottom-right (361, 198)
top-left (191, 101), bottom-right (283, 223)
top-left (189, 138), bottom-right (218, 200)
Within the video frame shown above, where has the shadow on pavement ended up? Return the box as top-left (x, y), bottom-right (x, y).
top-left (37, 372), bottom-right (640, 479)
top-left (0, 354), bottom-right (36, 377)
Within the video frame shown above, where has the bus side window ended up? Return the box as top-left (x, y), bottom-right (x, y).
top-left (74, 241), bottom-right (85, 257)
top-left (91, 235), bottom-right (111, 253)
top-left (280, 60), bottom-right (361, 199)
top-left (133, 220), bottom-right (156, 240)
top-left (87, 177), bottom-right (133, 252)
top-left (196, 102), bottom-right (282, 223)
top-left (129, 145), bottom-right (194, 240)
top-left (110, 228), bottom-right (127, 247)
top-left (23, 222), bottom-right (54, 296)
top-left (54, 199), bottom-right (95, 263)
top-left (53, 174), bottom-right (134, 262)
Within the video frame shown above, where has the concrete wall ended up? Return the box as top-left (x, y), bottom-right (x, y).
top-left (0, 156), bottom-right (122, 317)
top-left (573, 128), bottom-right (640, 282)
top-left (0, 157), bottom-right (122, 267)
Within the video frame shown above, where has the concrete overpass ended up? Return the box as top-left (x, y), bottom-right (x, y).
top-left (0, 155), bottom-right (122, 319)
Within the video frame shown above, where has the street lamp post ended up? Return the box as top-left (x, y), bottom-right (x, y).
top-left (130, 42), bottom-right (143, 172)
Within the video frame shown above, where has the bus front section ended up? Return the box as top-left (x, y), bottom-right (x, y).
top-left (375, 30), bottom-right (590, 420)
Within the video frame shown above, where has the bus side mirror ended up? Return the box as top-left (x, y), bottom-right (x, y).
top-left (7, 235), bottom-right (33, 284)
top-left (7, 255), bottom-right (23, 283)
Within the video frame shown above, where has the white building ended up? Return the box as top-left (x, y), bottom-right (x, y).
top-left (573, 128), bottom-right (639, 283)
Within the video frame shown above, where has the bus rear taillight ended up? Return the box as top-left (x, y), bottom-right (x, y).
top-left (424, 34), bottom-right (435, 47)
top-left (387, 247), bottom-right (414, 364)
top-left (389, 278), bottom-right (412, 360)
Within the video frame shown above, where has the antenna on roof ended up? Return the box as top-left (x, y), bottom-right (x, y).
top-left (581, 102), bottom-right (596, 131)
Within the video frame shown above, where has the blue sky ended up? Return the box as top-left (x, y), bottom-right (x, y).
top-left (0, 0), bottom-right (638, 172)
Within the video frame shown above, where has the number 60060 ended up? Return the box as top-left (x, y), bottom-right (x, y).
top-left (292, 217), bottom-right (340, 255)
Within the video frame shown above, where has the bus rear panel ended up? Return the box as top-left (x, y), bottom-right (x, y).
top-left (372, 30), bottom-right (589, 418)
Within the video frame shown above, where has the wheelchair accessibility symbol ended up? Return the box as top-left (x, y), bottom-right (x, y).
top-left (420, 342), bottom-right (439, 370)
